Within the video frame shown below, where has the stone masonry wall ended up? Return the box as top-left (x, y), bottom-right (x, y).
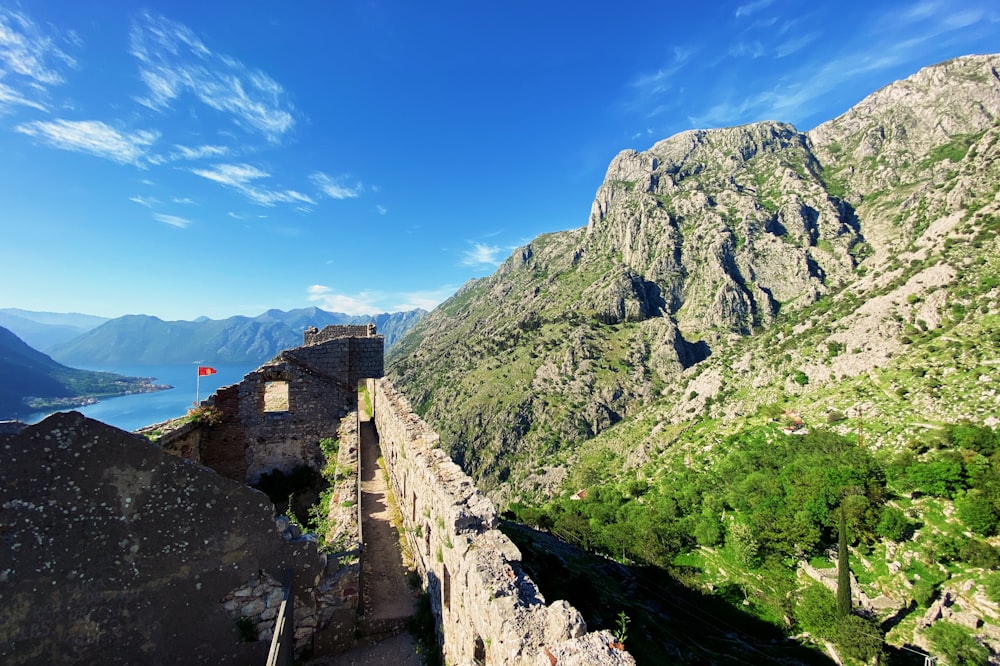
top-left (304, 324), bottom-right (377, 345)
top-left (155, 332), bottom-right (384, 485)
top-left (371, 378), bottom-right (635, 666)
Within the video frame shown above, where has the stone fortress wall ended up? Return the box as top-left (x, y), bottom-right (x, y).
top-left (158, 324), bottom-right (383, 485)
top-left (1, 326), bottom-right (632, 665)
top-left (371, 377), bottom-right (635, 666)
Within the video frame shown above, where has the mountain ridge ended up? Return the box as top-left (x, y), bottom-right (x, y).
top-left (387, 52), bottom-right (1000, 497)
top-left (0, 325), bottom-right (163, 419)
top-left (384, 51), bottom-right (1000, 662)
top-left (43, 306), bottom-right (426, 366)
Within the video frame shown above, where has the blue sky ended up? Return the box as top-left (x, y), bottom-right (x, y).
top-left (0, 1), bottom-right (996, 321)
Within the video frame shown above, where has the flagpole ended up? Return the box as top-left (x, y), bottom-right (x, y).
top-left (196, 367), bottom-right (201, 406)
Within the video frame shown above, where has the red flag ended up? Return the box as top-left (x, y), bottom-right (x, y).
top-left (198, 366), bottom-right (217, 377)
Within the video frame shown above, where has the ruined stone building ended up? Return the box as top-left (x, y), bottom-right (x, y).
top-left (0, 325), bottom-right (633, 665)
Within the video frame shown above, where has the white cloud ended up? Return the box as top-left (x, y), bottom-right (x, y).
top-left (191, 162), bottom-right (316, 207)
top-left (729, 41), bottom-right (765, 59)
top-left (153, 213), bottom-right (191, 228)
top-left (15, 119), bottom-right (159, 166)
top-left (129, 12), bottom-right (294, 142)
top-left (775, 32), bottom-right (821, 58)
top-left (307, 285), bottom-right (383, 316)
top-left (170, 144), bottom-right (229, 161)
top-left (376, 204), bottom-right (387, 215)
top-left (172, 196), bottom-right (196, 205)
top-left (390, 286), bottom-right (456, 312)
top-left (462, 242), bottom-right (503, 267)
top-left (631, 46), bottom-right (696, 97)
top-left (129, 194), bottom-right (161, 207)
top-left (735, 0), bottom-right (776, 18)
top-left (307, 284), bottom-right (455, 315)
top-left (310, 171), bottom-right (364, 200)
top-left (0, 7), bottom-right (76, 87)
top-left (0, 80), bottom-right (47, 112)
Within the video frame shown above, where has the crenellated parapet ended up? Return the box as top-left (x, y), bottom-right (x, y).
top-left (371, 377), bottom-right (635, 666)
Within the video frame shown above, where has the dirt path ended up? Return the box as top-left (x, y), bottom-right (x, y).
top-left (310, 407), bottom-right (421, 665)
top-left (357, 411), bottom-right (418, 622)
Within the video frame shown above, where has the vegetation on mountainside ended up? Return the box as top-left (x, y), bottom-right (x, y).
top-left (0, 324), bottom-right (167, 419)
top-left (388, 55), bottom-right (1000, 662)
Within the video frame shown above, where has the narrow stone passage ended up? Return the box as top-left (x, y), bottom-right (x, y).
top-left (310, 407), bottom-right (421, 666)
top-left (357, 410), bottom-right (418, 623)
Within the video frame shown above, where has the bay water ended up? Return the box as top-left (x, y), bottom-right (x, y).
top-left (27, 363), bottom-right (258, 432)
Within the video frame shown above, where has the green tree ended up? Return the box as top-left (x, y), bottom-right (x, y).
top-left (955, 489), bottom-right (999, 536)
top-left (794, 583), bottom-right (838, 637)
top-left (876, 505), bottom-right (911, 541)
top-left (837, 505), bottom-right (852, 618)
top-left (832, 614), bottom-right (885, 664)
top-left (725, 517), bottom-right (760, 569)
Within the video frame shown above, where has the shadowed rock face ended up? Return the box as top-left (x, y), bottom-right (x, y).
top-left (0, 411), bottom-right (320, 666)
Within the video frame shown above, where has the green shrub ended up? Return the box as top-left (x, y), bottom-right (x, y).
top-left (876, 506), bottom-right (911, 542)
top-left (958, 538), bottom-right (1000, 569)
top-left (924, 621), bottom-right (989, 666)
top-left (955, 489), bottom-right (999, 536)
top-left (912, 580), bottom-right (937, 607)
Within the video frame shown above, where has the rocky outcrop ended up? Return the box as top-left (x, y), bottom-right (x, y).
top-left (387, 53), bottom-right (1000, 502)
top-left (0, 412), bottom-right (325, 665)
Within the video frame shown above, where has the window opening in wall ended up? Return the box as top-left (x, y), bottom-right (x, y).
top-left (411, 492), bottom-right (417, 523)
top-left (442, 564), bottom-right (451, 612)
top-left (425, 525), bottom-right (430, 556)
top-left (473, 637), bottom-right (486, 665)
top-left (263, 380), bottom-right (290, 412)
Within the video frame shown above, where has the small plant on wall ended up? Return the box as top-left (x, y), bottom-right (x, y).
top-left (186, 404), bottom-right (222, 426)
top-left (612, 611), bottom-right (629, 649)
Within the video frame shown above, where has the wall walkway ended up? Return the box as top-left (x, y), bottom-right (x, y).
top-left (371, 378), bottom-right (635, 666)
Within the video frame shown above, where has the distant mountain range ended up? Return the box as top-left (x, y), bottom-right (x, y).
top-left (0, 308), bottom-right (109, 351)
top-left (9, 306), bottom-right (426, 366)
top-left (0, 325), bottom-right (163, 419)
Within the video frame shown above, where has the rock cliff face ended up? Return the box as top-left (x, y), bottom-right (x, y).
top-left (387, 53), bottom-right (1000, 501)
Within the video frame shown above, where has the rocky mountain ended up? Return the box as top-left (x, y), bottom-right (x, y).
top-left (48, 306), bottom-right (426, 366)
top-left (386, 53), bottom-right (1000, 662)
top-left (387, 53), bottom-right (1000, 497)
top-left (0, 325), bottom-right (163, 419)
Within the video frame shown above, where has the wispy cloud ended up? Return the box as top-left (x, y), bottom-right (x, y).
top-left (461, 242), bottom-right (504, 267)
top-left (15, 119), bottom-right (158, 166)
top-left (0, 81), bottom-right (47, 111)
top-left (172, 196), bottom-right (196, 205)
top-left (775, 31), bottom-right (821, 58)
top-left (153, 213), bottom-right (191, 228)
top-left (631, 46), bottom-right (696, 97)
top-left (390, 286), bottom-right (456, 312)
top-left (376, 204), bottom-right (387, 215)
top-left (129, 12), bottom-right (294, 143)
top-left (307, 284), bottom-right (454, 315)
top-left (170, 144), bottom-right (229, 161)
top-left (307, 285), bottom-right (383, 316)
top-left (129, 194), bottom-right (161, 207)
top-left (735, 0), bottom-right (776, 18)
top-left (310, 172), bottom-right (364, 200)
top-left (729, 41), bottom-right (765, 59)
top-left (191, 163), bottom-right (315, 207)
top-left (0, 7), bottom-right (77, 112)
